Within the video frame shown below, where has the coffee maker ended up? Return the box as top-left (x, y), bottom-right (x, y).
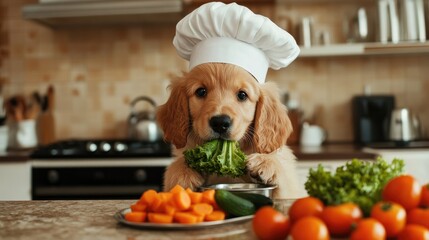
top-left (352, 95), bottom-right (395, 144)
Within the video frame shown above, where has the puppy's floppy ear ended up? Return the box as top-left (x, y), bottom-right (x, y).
top-left (253, 82), bottom-right (292, 153)
top-left (156, 76), bottom-right (189, 149)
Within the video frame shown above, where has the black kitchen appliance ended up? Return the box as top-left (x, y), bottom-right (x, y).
top-left (30, 139), bottom-right (172, 200)
top-left (352, 95), bottom-right (395, 145)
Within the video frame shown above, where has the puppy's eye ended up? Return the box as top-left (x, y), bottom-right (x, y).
top-left (195, 87), bottom-right (207, 98)
top-left (237, 91), bottom-right (248, 101)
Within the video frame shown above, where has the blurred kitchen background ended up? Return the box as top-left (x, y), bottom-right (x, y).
top-left (1, 0), bottom-right (427, 142)
top-left (1, 0), bottom-right (429, 200)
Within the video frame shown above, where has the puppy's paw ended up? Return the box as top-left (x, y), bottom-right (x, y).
top-left (246, 153), bottom-right (277, 185)
top-left (181, 166), bottom-right (205, 189)
top-left (164, 157), bottom-right (205, 191)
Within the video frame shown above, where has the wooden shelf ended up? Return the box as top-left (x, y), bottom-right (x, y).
top-left (299, 42), bottom-right (429, 57)
top-left (276, 0), bottom-right (374, 3)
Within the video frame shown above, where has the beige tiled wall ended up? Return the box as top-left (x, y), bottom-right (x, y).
top-left (1, 0), bottom-right (428, 143)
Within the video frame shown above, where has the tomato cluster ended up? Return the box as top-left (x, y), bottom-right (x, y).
top-left (252, 175), bottom-right (429, 240)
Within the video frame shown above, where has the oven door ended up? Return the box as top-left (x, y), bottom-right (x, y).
top-left (32, 165), bottom-right (167, 200)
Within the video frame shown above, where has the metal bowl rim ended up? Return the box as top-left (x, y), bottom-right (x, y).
top-left (199, 183), bottom-right (278, 191)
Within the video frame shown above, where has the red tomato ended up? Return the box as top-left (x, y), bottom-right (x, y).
top-left (397, 224), bottom-right (429, 240)
top-left (290, 216), bottom-right (329, 240)
top-left (407, 208), bottom-right (429, 230)
top-left (320, 202), bottom-right (362, 237)
top-left (420, 183), bottom-right (429, 207)
top-left (288, 196), bottom-right (324, 223)
top-left (350, 218), bottom-right (386, 240)
top-left (252, 206), bottom-right (290, 240)
top-left (371, 201), bottom-right (406, 238)
top-left (382, 175), bottom-right (421, 210)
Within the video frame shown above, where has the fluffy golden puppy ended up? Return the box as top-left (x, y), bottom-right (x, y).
top-left (157, 63), bottom-right (302, 199)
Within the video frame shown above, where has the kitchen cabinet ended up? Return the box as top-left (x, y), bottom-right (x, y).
top-left (21, 0), bottom-right (183, 27)
top-left (0, 161), bottom-right (31, 200)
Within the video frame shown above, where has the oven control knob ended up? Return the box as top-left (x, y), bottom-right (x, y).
top-left (100, 142), bottom-right (111, 152)
top-left (47, 170), bottom-right (59, 184)
top-left (135, 169), bottom-right (147, 182)
top-left (50, 149), bottom-right (59, 156)
top-left (114, 142), bottom-right (128, 152)
top-left (86, 142), bottom-right (98, 152)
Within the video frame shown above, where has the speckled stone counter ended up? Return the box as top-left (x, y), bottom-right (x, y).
top-left (0, 200), bottom-right (258, 240)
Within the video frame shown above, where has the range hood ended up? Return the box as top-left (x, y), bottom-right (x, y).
top-left (22, 0), bottom-right (183, 27)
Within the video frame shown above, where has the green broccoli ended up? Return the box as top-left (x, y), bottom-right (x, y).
top-left (184, 139), bottom-right (247, 178)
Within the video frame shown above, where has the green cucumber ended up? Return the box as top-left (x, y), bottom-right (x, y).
top-left (214, 189), bottom-right (256, 217)
top-left (232, 192), bottom-right (273, 209)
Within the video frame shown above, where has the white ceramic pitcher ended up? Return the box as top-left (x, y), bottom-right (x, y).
top-left (300, 122), bottom-right (327, 147)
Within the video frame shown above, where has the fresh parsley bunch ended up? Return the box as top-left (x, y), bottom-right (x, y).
top-left (305, 157), bottom-right (404, 216)
top-left (184, 139), bottom-right (247, 178)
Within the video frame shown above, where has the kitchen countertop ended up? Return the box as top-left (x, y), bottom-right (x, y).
top-left (0, 199), bottom-right (276, 240)
top-left (0, 150), bottom-right (33, 162)
top-left (0, 143), bottom-right (377, 163)
top-left (290, 143), bottom-right (377, 160)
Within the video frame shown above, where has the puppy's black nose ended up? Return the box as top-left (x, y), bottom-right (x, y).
top-left (209, 115), bottom-right (232, 134)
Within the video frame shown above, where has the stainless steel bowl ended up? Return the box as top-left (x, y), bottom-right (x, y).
top-left (199, 183), bottom-right (277, 198)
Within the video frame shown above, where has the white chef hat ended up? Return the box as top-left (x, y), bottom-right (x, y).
top-left (173, 2), bottom-right (300, 83)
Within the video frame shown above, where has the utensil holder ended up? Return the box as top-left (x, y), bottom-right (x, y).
top-left (37, 111), bottom-right (56, 146)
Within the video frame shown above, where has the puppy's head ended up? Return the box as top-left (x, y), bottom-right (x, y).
top-left (157, 63), bottom-right (292, 153)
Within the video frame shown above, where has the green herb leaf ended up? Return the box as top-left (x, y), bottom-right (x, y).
top-left (304, 157), bottom-right (404, 216)
top-left (184, 139), bottom-right (247, 178)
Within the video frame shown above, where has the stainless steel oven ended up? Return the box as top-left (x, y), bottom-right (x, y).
top-left (30, 139), bottom-right (172, 200)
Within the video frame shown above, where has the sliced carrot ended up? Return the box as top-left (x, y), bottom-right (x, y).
top-left (173, 191), bottom-right (191, 211)
top-left (130, 203), bottom-right (147, 212)
top-left (173, 212), bottom-right (198, 224)
top-left (125, 211), bottom-right (147, 222)
top-left (164, 204), bottom-right (177, 216)
top-left (150, 195), bottom-right (164, 212)
top-left (169, 184), bottom-right (185, 194)
top-left (212, 199), bottom-right (220, 210)
top-left (193, 213), bottom-right (205, 223)
top-left (191, 203), bottom-right (213, 216)
top-left (136, 199), bottom-right (148, 205)
top-left (140, 189), bottom-right (158, 205)
top-left (148, 213), bottom-right (173, 224)
top-left (204, 210), bottom-right (226, 222)
top-left (188, 191), bottom-right (203, 204)
top-left (158, 192), bottom-right (173, 204)
top-left (201, 189), bottom-right (216, 205)
top-left (132, 187), bottom-right (228, 224)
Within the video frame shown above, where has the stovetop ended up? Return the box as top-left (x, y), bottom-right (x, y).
top-left (30, 139), bottom-right (172, 159)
